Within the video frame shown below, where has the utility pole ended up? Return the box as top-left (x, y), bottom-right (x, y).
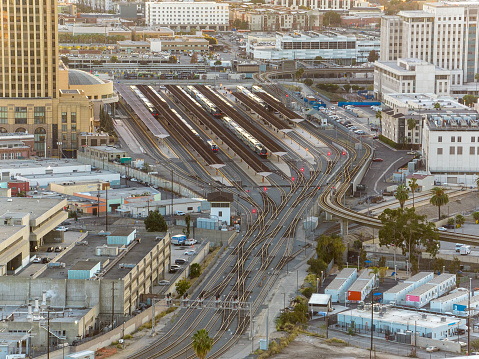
top-left (105, 184), bottom-right (108, 231)
top-left (97, 184), bottom-right (101, 217)
top-left (370, 292), bottom-right (373, 359)
top-left (111, 281), bottom-right (115, 328)
top-left (468, 277), bottom-right (471, 356)
top-left (47, 310), bottom-right (50, 359)
top-left (171, 170), bottom-right (174, 217)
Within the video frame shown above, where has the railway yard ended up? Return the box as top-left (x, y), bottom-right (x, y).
top-left (108, 79), bottom-right (478, 359)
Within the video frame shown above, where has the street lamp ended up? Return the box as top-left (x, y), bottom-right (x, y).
top-left (56, 141), bottom-right (63, 159)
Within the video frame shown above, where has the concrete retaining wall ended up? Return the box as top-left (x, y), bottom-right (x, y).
top-left (415, 336), bottom-right (461, 353)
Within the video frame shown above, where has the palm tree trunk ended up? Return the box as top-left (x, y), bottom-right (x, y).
top-left (438, 205), bottom-right (441, 220)
top-left (412, 192), bottom-right (415, 208)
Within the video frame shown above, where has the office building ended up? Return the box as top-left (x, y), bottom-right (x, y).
top-left (145, 1), bottom-right (229, 31)
top-left (272, 0), bottom-right (371, 11)
top-left (374, 58), bottom-right (453, 98)
top-left (380, 1), bottom-right (479, 92)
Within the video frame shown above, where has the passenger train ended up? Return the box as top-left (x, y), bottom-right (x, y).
top-left (185, 85), bottom-right (222, 117)
top-left (237, 85), bottom-right (269, 110)
top-left (206, 139), bottom-right (219, 153)
top-left (221, 116), bottom-right (267, 158)
top-left (130, 85), bottom-right (159, 118)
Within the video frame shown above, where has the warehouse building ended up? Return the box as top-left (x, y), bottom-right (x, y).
top-left (454, 294), bottom-right (479, 315)
top-left (337, 306), bottom-right (466, 340)
top-left (428, 273), bottom-right (456, 297)
top-left (325, 268), bottom-right (357, 303)
top-left (404, 272), bottom-right (435, 289)
top-left (430, 290), bottom-right (469, 313)
top-left (383, 272), bottom-right (434, 305)
top-left (406, 283), bottom-right (438, 308)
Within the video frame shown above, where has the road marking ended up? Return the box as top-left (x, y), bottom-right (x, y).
top-left (373, 156), bottom-right (404, 194)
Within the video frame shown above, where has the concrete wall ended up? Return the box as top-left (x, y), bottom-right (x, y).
top-left (193, 228), bottom-right (236, 247)
top-left (77, 152), bottom-right (199, 198)
top-left (414, 336), bottom-right (461, 353)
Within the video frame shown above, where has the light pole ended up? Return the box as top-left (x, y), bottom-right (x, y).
top-left (56, 141), bottom-right (62, 159)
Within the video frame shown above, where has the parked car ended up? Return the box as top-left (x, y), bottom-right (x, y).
top-left (175, 210), bottom-right (186, 216)
top-left (55, 226), bottom-right (68, 232)
top-left (54, 246), bottom-right (63, 252)
top-left (158, 280), bottom-right (170, 286)
top-left (46, 247), bottom-right (54, 252)
top-left (354, 130), bottom-right (365, 135)
top-left (456, 243), bottom-right (464, 252)
top-left (184, 239), bottom-right (196, 245)
top-left (426, 346), bottom-right (439, 352)
top-left (32, 257), bottom-right (42, 263)
top-left (170, 265), bottom-right (181, 270)
top-left (437, 227), bottom-right (447, 231)
top-left (175, 258), bottom-right (187, 265)
top-left (130, 178), bottom-right (138, 182)
top-left (372, 136), bottom-right (379, 139)
top-left (169, 268), bottom-right (179, 274)
top-left (372, 158), bottom-right (384, 162)
top-left (184, 250), bottom-right (196, 256)
top-left (42, 257), bottom-right (51, 264)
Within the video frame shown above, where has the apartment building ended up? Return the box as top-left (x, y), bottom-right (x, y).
top-left (145, 1), bottom-right (229, 31)
top-left (380, 1), bottom-right (479, 89)
top-left (272, 0), bottom-right (371, 11)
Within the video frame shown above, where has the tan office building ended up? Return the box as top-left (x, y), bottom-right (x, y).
top-left (0, 0), bottom-right (97, 158)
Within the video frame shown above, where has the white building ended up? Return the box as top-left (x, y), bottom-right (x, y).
top-left (430, 290), bottom-right (469, 313)
top-left (379, 1), bottom-right (479, 94)
top-left (406, 283), bottom-right (438, 308)
top-left (384, 272), bottom-right (434, 304)
top-left (325, 268), bottom-right (357, 303)
top-left (338, 307), bottom-right (466, 340)
top-left (77, 0), bottom-right (112, 11)
top-left (454, 294), bottom-right (479, 315)
top-left (247, 31), bottom-right (380, 63)
top-left (422, 113), bottom-right (479, 184)
top-left (404, 272), bottom-right (435, 289)
top-left (374, 58), bottom-right (454, 98)
top-left (145, 1), bottom-right (229, 31)
top-left (347, 269), bottom-right (376, 302)
top-left (428, 273), bottom-right (457, 297)
top-left (273, 0), bottom-right (372, 11)
top-left (207, 192), bottom-right (233, 226)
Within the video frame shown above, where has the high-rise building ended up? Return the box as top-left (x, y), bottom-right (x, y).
top-left (380, 1), bottom-right (479, 86)
top-left (0, 0), bottom-right (58, 99)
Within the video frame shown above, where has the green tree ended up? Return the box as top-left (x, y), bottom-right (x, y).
top-left (473, 211), bottom-right (479, 223)
top-left (359, 248), bottom-right (367, 268)
top-left (432, 257), bottom-right (445, 274)
top-left (307, 234), bottom-right (345, 275)
top-left (455, 214), bottom-right (465, 227)
top-left (430, 187), bottom-right (449, 220)
top-left (192, 329), bottom-right (212, 359)
top-left (214, 59), bottom-right (222, 66)
top-left (68, 210), bottom-right (78, 220)
top-left (190, 263), bottom-right (201, 278)
top-left (168, 55), bottom-right (178, 63)
top-left (304, 78), bottom-right (313, 86)
top-left (343, 84), bottom-right (351, 93)
top-left (184, 214), bottom-right (191, 238)
top-left (378, 207), bottom-right (439, 263)
top-left (367, 50), bottom-right (379, 63)
top-left (463, 94), bottom-right (478, 106)
top-left (408, 178), bottom-right (419, 208)
top-left (472, 338), bottom-right (479, 351)
top-left (204, 35), bottom-right (217, 45)
top-left (448, 257), bottom-right (461, 274)
top-left (407, 118), bottom-right (416, 132)
top-left (295, 67), bottom-right (305, 82)
top-left (395, 184), bottom-right (409, 209)
top-left (323, 11), bottom-right (341, 26)
top-left (375, 110), bottom-right (382, 132)
top-left (144, 209), bottom-right (168, 232)
top-left (434, 102), bottom-right (441, 110)
top-left (190, 52), bottom-right (198, 64)
top-left (378, 256), bottom-right (386, 268)
top-left (369, 267), bottom-right (379, 286)
top-left (175, 278), bottom-right (191, 296)
top-left (110, 55), bottom-right (119, 63)
top-left (314, 56), bottom-right (323, 61)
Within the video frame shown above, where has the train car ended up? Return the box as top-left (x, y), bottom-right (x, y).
top-left (185, 86), bottom-right (222, 117)
top-left (221, 116), bottom-right (267, 158)
top-left (130, 85), bottom-right (159, 118)
top-left (170, 108), bottom-right (201, 137)
top-left (236, 85), bottom-right (269, 110)
top-left (206, 139), bottom-right (219, 153)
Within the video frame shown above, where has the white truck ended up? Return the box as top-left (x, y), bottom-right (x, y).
top-left (460, 245), bottom-right (471, 255)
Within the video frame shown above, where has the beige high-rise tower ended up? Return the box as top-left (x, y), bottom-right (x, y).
top-left (0, 0), bottom-right (59, 99)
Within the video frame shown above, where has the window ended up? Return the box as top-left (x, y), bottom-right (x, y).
top-left (438, 136), bottom-right (442, 143)
top-left (218, 211), bottom-right (222, 217)
top-left (61, 112), bottom-right (67, 123)
top-left (0, 107), bottom-right (7, 124)
top-left (458, 136), bottom-right (462, 142)
top-left (473, 137), bottom-right (476, 143)
top-left (71, 112), bottom-right (76, 123)
top-left (471, 147), bottom-right (475, 155)
top-left (34, 106), bottom-right (45, 124)
top-left (14, 107), bottom-right (27, 124)
top-left (451, 136), bottom-right (455, 142)
top-left (450, 146), bottom-right (455, 155)
top-left (457, 146), bottom-right (463, 155)
top-left (437, 148), bottom-right (443, 155)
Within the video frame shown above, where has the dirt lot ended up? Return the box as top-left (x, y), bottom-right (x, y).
top-left (414, 191), bottom-right (477, 221)
top-left (272, 334), bottom-right (406, 359)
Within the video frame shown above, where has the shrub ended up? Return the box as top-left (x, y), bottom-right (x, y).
top-left (190, 263), bottom-right (201, 278)
top-left (301, 287), bottom-right (314, 299)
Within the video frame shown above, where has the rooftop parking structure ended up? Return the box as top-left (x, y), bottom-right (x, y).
top-left (194, 85), bottom-right (287, 156)
top-left (165, 85), bottom-right (271, 175)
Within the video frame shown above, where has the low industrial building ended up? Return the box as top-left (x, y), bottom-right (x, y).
top-left (308, 293), bottom-right (332, 315)
top-left (48, 180), bottom-right (110, 196)
top-left (430, 290), bottom-right (469, 313)
top-left (347, 269), bottom-right (376, 302)
top-left (149, 37), bottom-right (210, 54)
top-left (428, 273), bottom-right (456, 297)
top-left (404, 272), bottom-right (435, 289)
top-left (83, 146), bottom-right (130, 162)
top-left (337, 306), bottom-right (466, 340)
top-left (0, 132), bottom-right (35, 160)
top-left (118, 197), bottom-right (202, 218)
top-left (406, 283), bottom-right (438, 308)
top-left (207, 192), bottom-right (233, 225)
top-left (384, 272), bottom-right (434, 305)
top-left (404, 173), bottom-right (435, 193)
top-left (17, 169), bottom-right (120, 188)
top-left (454, 294), bottom-right (479, 315)
top-left (0, 159), bottom-right (91, 182)
top-left (325, 268), bottom-right (357, 303)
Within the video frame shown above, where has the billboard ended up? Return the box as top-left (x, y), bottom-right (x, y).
top-left (406, 295), bottom-right (420, 302)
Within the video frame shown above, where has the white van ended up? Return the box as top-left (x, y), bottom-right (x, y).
top-left (460, 245), bottom-right (471, 255)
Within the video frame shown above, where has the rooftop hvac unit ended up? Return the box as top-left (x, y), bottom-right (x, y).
top-left (441, 317), bottom-right (446, 322)
top-left (422, 314), bottom-right (427, 319)
top-left (379, 312), bottom-right (384, 317)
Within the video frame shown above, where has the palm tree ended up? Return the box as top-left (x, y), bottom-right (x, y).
top-left (407, 118), bottom-right (416, 143)
top-left (395, 184), bottom-right (409, 209)
top-left (408, 178), bottom-right (419, 207)
top-left (455, 214), bottom-right (465, 227)
top-left (430, 187), bottom-right (449, 220)
top-left (192, 329), bottom-right (212, 359)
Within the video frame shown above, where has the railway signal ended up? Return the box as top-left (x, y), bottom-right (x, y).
top-left (292, 176), bottom-right (295, 182)
top-left (328, 151), bottom-right (331, 156)
top-left (264, 186), bottom-right (267, 192)
top-left (301, 167), bottom-right (304, 172)
top-left (342, 151), bottom-right (346, 156)
top-left (252, 208), bottom-right (256, 214)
